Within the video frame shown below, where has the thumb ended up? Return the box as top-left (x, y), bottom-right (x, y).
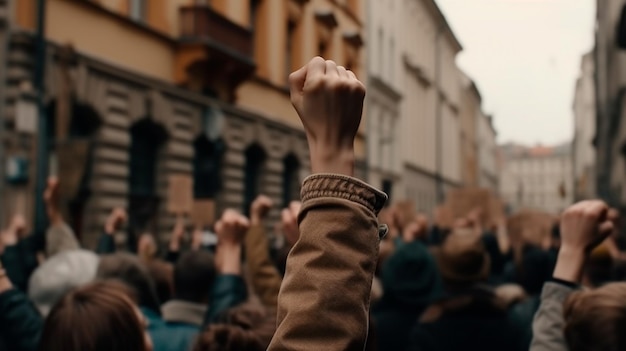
top-left (289, 65), bottom-right (307, 103)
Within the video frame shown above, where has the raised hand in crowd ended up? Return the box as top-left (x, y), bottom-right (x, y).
top-left (402, 214), bottom-right (428, 243)
top-left (268, 57), bottom-right (386, 351)
top-left (104, 208), bottom-right (127, 236)
top-left (191, 227), bottom-right (204, 251)
top-left (137, 233), bottom-right (158, 262)
top-left (215, 209), bottom-right (249, 275)
top-left (281, 201), bottom-right (301, 248)
top-left (168, 215), bottom-right (186, 253)
top-left (288, 56), bottom-right (364, 175)
top-left (554, 200), bottom-right (614, 284)
top-left (250, 195), bottom-right (273, 226)
top-left (530, 200), bottom-right (615, 351)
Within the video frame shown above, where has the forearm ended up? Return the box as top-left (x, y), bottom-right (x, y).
top-left (269, 174), bottom-right (386, 351)
top-left (529, 281), bottom-right (576, 351)
top-left (245, 224), bottom-right (283, 307)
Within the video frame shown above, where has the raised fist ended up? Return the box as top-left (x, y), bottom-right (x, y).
top-left (250, 195), bottom-right (273, 225)
top-left (289, 57), bottom-right (365, 175)
top-left (215, 209), bottom-right (250, 247)
top-left (105, 208), bottom-right (127, 235)
top-left (560, 200), bottom-right (614, 254)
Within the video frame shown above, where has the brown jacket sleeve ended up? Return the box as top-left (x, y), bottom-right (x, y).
top-left (268, 174), bottom-right (387, 351)
top-left (245, 224), bottom-right (283, 307)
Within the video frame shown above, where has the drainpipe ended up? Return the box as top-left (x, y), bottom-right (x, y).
top-left (33, 0), bottom-right (49, 238)
top-left (435, 25), bottom-right (444, 203)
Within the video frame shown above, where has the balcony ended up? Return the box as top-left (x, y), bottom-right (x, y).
top-left (177, 5), bottom-right (256, 102)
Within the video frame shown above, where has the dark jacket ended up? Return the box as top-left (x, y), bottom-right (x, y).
top-left (149, 274), bottom-right (247, 351)
top-left (0, 288), bottom-right (43, 351)
top-left (1, 238), bottom-right (40, 292)
top-left (372, 241), bottom-right (442, 351)
top-left (408, 287), bottom-right (527, 351)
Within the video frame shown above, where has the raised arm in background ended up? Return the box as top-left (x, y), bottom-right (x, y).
top-left (244, 195), bottom-right (284, 307)
top-left (530, 200), bottom-right (615, 351)
top-left (96, 207), bottom-right (126, 254)
top-left (268, 57), bottom-right (387, 351)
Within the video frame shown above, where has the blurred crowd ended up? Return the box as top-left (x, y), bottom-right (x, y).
top-left (0, 57), bottom-right (624, 351)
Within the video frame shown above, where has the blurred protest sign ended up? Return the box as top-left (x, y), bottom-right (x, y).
top-left (395, 200), bottom-right (416, 229)
top-left (56, 140), bottom-right (90, 201)
top-left (191, 199), bottom-right (216, 228)
top-left (507, 209), bottom-right (555, 252)
top-left (167, 175), bottom-right (193, 214)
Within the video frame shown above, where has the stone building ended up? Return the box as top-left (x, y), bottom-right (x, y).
top-left (0, 0), bottom-right (365, 248)
top-left (499, 143), bottom-right (573, 214)
top-left (572, 51), bottom-right (596, 200)
top-left (396, 0), bottom-right (462, 213)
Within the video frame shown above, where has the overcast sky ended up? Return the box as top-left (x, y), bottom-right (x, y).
top-left (436, 0), bottom-right (595, 146)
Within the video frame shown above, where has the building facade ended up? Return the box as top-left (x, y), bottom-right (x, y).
top-left (572, 51), bottom-right (596, 200)
top-left (365, 0), bottom-right (402, 203)
top-left (398, 0), bottom-right (462, 213)
top-left (594, 0), bottom-right (626, 210)
top-left (477, 113), bottom-right (498, 192)
top-left (499, 143), bottom-right (573, 214)
top-left (458, 72), bottom-right (480, 188)
top-left (0, 0), bottom-right (365, 248)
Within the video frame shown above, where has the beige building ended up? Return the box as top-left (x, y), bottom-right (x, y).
top-left (477, 113), bottom-right (498, 192)
top-left (0, 0), bottom-right (365, 247)
top-left (499, 143), bottom-right (573, 214)
top-left (458, 72), bottom-right (480, 188)
top-left (399, 0), bottom-right (462, 213)
top-left (572, 51), bottom-right (596, 200)
top-left (365, 0), bottom-right (402, 202)
top-left (594, 0), bottom-right (626, 211)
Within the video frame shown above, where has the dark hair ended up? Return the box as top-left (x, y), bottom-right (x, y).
top-left (146, 259), bottom-right (174, 305)
top-left (96, 253), bottom-right (161, 313)
top-left (194, 303), bottom-right (276, 351)
top-left (39, 280), bottom-right (148, 351)
top-left (174, 251), bottom-right (216, 303)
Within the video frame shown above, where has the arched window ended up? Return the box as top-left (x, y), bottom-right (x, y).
top-left (193, 136), bottom-right (225, 199)
top-left (128, 118), bottom-right (168, 242)
top-left (244, 144), bottom-right (267, 215)
top-left (282, 154), bottom-right (300, 207)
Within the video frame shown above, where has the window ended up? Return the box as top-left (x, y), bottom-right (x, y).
top-left (286, 21), bottom-right (297, 82)
top-left (244, 144), bottom-right (267, 216)
top-left (129, 0), bottom-right (146, 22)
top-left (282, 154), bottom-right (300, 207)
top-left (193, 136), bottom-right (225, 199)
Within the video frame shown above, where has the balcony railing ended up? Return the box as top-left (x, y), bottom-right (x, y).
top-left (179, 5), bottom-right (253, 60)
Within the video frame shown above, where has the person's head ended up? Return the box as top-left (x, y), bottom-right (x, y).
top-left (564, 282), bottom-right (626, 351)
top-left (436, 229), bottom-right (490, 291)
top-left (146, 259), bottom-right (174, 305)
top-left (173, 251), bottom-right (216, 303)
top-left (194, 303), bottom-right (276, 351)
top-left (96, 253), bottom-right (161, 313)
top-left (379, 240), bottom-right (442, 312)
top-left (29, 249), bottom-right (99, 316)
top-left (39, 280), bottom-right (152, 351)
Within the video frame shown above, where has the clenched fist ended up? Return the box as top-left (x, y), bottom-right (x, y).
top-left (554, 200), bottom-right (614, 283)
top-left (215, 209), bottom-right (250, 247)
top-left (289, 57), bottom-right (365, 176)
top-left (250, 195), bottom-right (273, 226)
top-left (560, 200), bottom-right (613, 254)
